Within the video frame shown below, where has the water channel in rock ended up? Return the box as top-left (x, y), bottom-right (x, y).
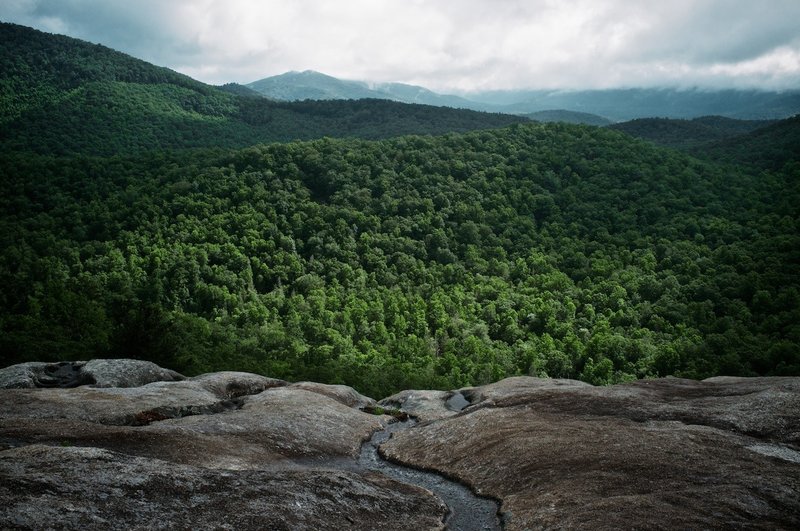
top-left (358, 418), bottom-right (501, 531)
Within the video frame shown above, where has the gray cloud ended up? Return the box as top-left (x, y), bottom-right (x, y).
top-left (2, 0), bottom-right (799, 91)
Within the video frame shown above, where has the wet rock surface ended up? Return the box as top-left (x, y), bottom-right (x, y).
top-left (290, 381), bottom-right (378, 409)
top-left (0, 444), bottom-right (447, 531)
top-left (2, 361), bottom-right (798, 530)
top-left (381, 376), bottom-right (800, 530)
top-left (0, 359), bottom-right (183, 389)
top-left (0, 370), bottom-right (385, 471)
top-left (379, 389), bottom-right (461, 422)
top-left (363, 420), bottom-right (500, 530)
top-left (0, 359), bottom-right (448, 530)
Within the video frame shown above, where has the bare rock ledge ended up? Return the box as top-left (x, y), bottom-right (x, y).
top-left (1, 360), bottom-right (798, 530)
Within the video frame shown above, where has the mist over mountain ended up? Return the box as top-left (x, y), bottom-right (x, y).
top-left (524, 110), bottom-right (612, 127)
top-left (247, 71), bottom-right (482, 110)
top-left (484, 88), bottom-right (800, 121)
top-left (370, 82), bottom-right (481, 110)
top-left (247, 71), bottom-right (388, 101)
top-left (248, 70), bottom-right (800, 121)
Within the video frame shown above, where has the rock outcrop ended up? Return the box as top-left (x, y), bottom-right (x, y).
top-left (0, 359), bottom-right (183, 389)
top-left (1, 444), bottom-right (446, 531)
top-left (1, 360), bottom-right (798, 530)
top-left (0, 360), bottom-right (447, 529)
top-left (381, 376), bottom-right (800, 530)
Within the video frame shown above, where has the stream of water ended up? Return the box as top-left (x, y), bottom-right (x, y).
top-left (358, 418), bottom-right (501, 531)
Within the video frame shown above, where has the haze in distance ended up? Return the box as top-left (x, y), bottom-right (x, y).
top-left (2, 0), bottom-right (800, 94)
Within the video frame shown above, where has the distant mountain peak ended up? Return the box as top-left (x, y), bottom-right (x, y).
top-left (245, 70), bottom-right (800, 119)
top-left (246, 71), bottom-right (482, 109)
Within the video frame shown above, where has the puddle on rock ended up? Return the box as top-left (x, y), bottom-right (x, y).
top-left (445, 392), bottom-right (471, 412)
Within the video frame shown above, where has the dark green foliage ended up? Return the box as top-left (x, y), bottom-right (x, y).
top-left (0, 22), bottom-right (526, 156)
top-left (611, 114), bottom-right (800, 173)
top-left (701, 115), bottom-right (800, 171)
top-left (217, 83), bottom-right (264, 98)
top-left (609, 116), bottom-right (774, 150)
top-left (1, 21), bottom-right (798, 397)
top-left (525, 110), bottom-right (612, 126)
top-left (2, 123), bottom-right (798, 397)
top-left (0, 21), bottom-right (213, 125)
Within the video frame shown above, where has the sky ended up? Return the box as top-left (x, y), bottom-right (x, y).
top-left (2, 0), bottom-right (800, 93)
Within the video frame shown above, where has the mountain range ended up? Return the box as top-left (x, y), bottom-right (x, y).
top-left (247, 70), bottom-right (482, 110)
top-left (0, 22), bottom-right (525, 155)
top-left (247, 70), bottom-right (800, 122)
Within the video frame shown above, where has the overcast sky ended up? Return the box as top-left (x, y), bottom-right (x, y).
top-left (3, 0), bottom-right (800, 92)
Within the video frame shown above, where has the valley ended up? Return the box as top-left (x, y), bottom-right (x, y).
top-left (1, 22), bottom-right (798, 398)
top-left (0, 14), bottom-right (798, 531)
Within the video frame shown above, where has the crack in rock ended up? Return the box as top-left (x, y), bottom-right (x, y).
top-left (127, 398), bottom-right (246, 426)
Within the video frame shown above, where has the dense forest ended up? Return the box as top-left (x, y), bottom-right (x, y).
top-left (1, 22), bottom-right (798, 397)
top-left (2, 123), bottom-right (798, 396)
top-left (525, 110), bottom-right (612, 127)
top-left (609, 116), bottom-right (774, 150)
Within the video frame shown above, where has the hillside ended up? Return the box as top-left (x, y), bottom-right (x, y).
top-left (524, 109), bottom-right (612, 126)
top-left (1, 22), bottom-right (798, 397)
top-left (0, 21), bottom-right (212, 125)
top-left (702, 114), bottom-right (800, 171)
top-left (372, 82), bottom-right (480, 109)
top-left (247, 70), bottom-right (387, 101)
top-left (252, 83), bottom-right (800, 120)
top-left (0, 23), bottom-right (526, 155)
top-left (246, 70), bottom-right (800, 120)
top-left (2, 123), bottom-right (797, 397)
top-left (609, 116), bottom-right (774, 150)
top-left (608, 114), bottom-right (800, 171)
top-left (247, 71), bottom-right (481, 109)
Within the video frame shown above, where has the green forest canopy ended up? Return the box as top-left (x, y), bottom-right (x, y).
top-left (2, 123), bottom-right (798, 397)
top-left (1, 21), bottom-right (798, 397)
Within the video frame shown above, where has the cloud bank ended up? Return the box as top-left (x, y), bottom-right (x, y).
top-left (2, 0), bottom-right (799, 91)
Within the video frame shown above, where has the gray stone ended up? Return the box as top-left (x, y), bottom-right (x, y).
top-left (380, 376), bottom-right (800, 530)
top-left (0, 366), bottom-right (447, 529)
top-left (378, 389), bottom-right (457, 422)
top-left (189, 371), bottom-right (286, 398)
top-left (1, 379), bottom-right (235, 426)
top-left (0, 444), bottom-right (447, 531)
top-left (0, 361), bottom-right (88, 389)
top-left (138, 385), bottom-right (387, 469)
top-left (3, 361), bottom-right (799, 530)
top-left (458, 375), bottom-right (590, 405)
top-left (0, 374), bottom-right (380, 470)
top-left (290, 381), bottom-right (377, 409)
top-left (0, 359), bottom-right (184, 389)
top-left (83, 359), bottom-right (184, 387)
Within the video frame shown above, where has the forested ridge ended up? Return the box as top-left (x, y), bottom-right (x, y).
top-left (1, 21), bottom-right (799, 397)
top-left (609, 116), bottom-right (775, 151)
top-left (0, 22), bottom-right (525, 156)
top-left (2, 122), bottom-right (798, 396)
